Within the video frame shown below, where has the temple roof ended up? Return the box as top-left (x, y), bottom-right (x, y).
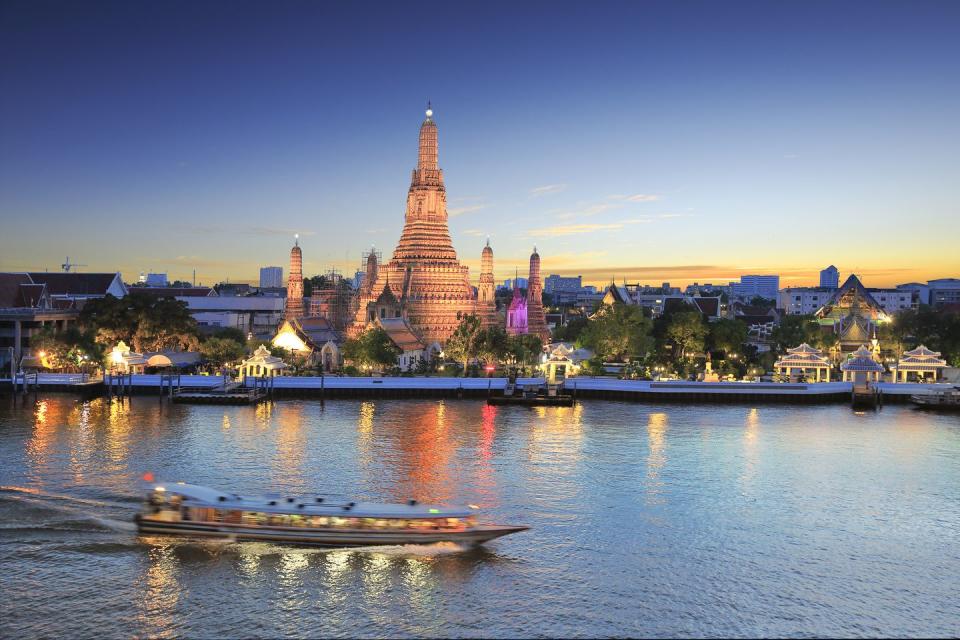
top-left (787, 343), bottom-right (822, 354)
top-left (840, 345), bottom-right (885, 372)
top-left (816, 274), bottom-right (885, 320)
top-left (378, 317), bottom-right (425, 352)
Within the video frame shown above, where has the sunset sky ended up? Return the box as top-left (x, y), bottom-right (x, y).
top-left (1, 1), bottom-right (958, 289)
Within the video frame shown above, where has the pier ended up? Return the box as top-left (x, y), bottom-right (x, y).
top-left (3, 373), bottom-right (954, 404)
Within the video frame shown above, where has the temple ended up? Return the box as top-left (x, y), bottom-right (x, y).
top-left (525, 247), bottom-right (550, 341)
top-left (285, 235), bottom-right (304, 320)
top-left (815, 274), bottom-right (888, 352)
top-left (476, 240), bottom-right (498, 328)
top-left (349, 106), bottom-right (476, 347)
top-left (505, 276), bottom-right (528, 336)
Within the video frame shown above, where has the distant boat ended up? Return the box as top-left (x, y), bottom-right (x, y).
top-left (135, 482), bottom-right (528, 547)
top-left (910, 386), bottom-right (960, 410)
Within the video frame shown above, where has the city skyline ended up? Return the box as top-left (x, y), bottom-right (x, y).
top-left (2, 1), bottom-right (958, 288)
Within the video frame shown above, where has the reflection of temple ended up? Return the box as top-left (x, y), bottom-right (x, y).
top-left (815, 274), bottom-right (889, 352)
top-left (348, 106), bottom-right (476, 347)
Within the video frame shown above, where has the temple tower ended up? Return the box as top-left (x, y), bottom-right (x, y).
top-left (350, 105), bottom-right (476, 345)
top-left (285, 235), bottom-right (304, 320)
top-left (526, 247), bottom-right (549, 341)
top-left (477, 239), bottom-right (498, 328)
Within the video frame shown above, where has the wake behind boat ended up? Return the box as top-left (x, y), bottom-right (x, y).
top-left (135, 482), bottom-right (528, 547)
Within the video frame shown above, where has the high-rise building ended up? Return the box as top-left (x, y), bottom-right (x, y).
top-left (260, 266), bottom-right (283, 289)
top-left (544, 274), bottom-right (582, 293)
top-left (731, 275), bottom-right (780, 300)
top-left (526, 247), bottom-right (549, 341)
top-left (145, 273), bottom-right (168, 287)
top-left (349, 105), bottom-right (476, 346)
top-left (285, 236), bottom-right (304, 320)
top-left (820, 265), bottom-right (840, 289)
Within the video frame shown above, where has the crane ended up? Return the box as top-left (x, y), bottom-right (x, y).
top-left (61, 257), bottom-right (88, 272)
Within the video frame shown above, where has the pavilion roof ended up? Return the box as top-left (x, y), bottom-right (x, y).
top-left (378, 317), bottom-right (425, 352)
top-left (840, 345), bottom-right (885, 372)
top-left (786, 343), bottom-right (822, 355)
top-left (902, 344), bottom-right (942, 358)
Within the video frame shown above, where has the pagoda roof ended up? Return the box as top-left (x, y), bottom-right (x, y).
top-left (786, 343), bottom-right (822, 355)
top-left (840, 345), bottom-right (885, 372)
top-left (902, 344), bottom-right (942, 358)
top-left (775, 343), bottom-right (831, 367)
top-left (816, 274), bottom-right (885, 319)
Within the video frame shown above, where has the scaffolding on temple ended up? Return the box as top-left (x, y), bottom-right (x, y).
top-left (308, 267), bottom-right (357, 331)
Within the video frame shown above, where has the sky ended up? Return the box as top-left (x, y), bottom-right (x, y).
top-left (1, 0), bottom-right (958, 289)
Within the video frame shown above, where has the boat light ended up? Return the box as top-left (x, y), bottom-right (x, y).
top-left (155, 486), bottom-right (165, 492)
top-left (429, 508), bottom-right (440, 514)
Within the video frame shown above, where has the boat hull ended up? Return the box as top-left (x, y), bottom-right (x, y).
top-left (135, 515), bottom-right (527, 547)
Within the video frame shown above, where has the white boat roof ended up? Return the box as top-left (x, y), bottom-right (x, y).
top-left (152, 483), bottom-right (474, 519)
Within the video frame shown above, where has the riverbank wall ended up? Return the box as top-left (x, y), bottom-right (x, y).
top-left (3, 374), bottom-right (951, 404)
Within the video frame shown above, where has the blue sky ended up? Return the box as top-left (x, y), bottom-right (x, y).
top-left (1, 0), bottom-right (958, 287)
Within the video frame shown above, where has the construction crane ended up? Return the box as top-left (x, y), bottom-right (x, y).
top-left (61, 257), bottom-right (87, 272)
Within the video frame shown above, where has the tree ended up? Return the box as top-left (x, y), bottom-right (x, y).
top-left (444, 314), bottom-right (484, 375)
top-left (552, 315), bottom-right (588, 342)
top-left (476, 326), bottom-right (509, 366)
top-left (708, 318), bottom-right (748, 356)
top-left (770, 314), bottom-right (819, 352)
top-left (665, 311), bottom-right (708, 360)
top-left (28, 326), bottom-right (102, 371)
top-left (506, 333), bottom-right (543, 369)
top-left (200, 337), bottom-right (247, 368)
top-left (579, 304), bottom-right (653, 362)
top-left (342, 328), bottom-right (400, 371)
top-left (79, 292), bottom-right (199, 353)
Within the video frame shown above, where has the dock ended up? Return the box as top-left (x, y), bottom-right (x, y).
top-left (3, 373), bottom-right (956, 405)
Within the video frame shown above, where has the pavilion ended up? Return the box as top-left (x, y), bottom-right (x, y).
top-left (840, 345), bottom-right (886, 383)
top-left (892, 345), bottom-right (946, 382)
top-left (773, 343), bottom-right (832, 382)
top-left (239, 345), bottom-right (288, 378)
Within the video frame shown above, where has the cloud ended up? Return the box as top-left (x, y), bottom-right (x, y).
top-left (186, 225), bottom-right (316, 237)
top-left (607, 193), bottom-right (661, 203)
top-left (528, 223), bottom-right (626, 237)
top-left (461, 229), bottom-right (487, 237)
top-left (529, 184), bottom-right (567, 197)
top-left (448, 204), bottom-right (487, 217)
top-left (557, 202), bottom-right (618, 219)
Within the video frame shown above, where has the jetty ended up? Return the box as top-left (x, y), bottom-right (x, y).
top-left (5, 373), bottom-right (956, 404)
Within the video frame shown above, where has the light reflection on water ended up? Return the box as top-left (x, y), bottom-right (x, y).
top-left (1, 395), bottom-right (959, 638)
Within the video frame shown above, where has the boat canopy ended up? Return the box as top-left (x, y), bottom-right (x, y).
top-left (151, 483), bottom-right (474, 519)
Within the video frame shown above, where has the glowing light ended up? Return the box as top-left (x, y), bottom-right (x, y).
top-left (468, 504), bottom-right (480, 510)
top-left (428, 508), bottom-right (440, 514)
top-left (155, 486), bottom-right (165, 492)
top-left (38, 350), bottom-right (46, 358)
top-left (142, 471), bottom-right (154, 482)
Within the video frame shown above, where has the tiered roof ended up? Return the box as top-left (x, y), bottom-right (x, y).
top-left (774, 343), bottom-right (831, 368)
top-left (896, 344), bottom-right (947, 372)
top-left (840, 345), bottom-right (885, 372)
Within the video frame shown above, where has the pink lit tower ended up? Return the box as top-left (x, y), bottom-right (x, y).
top-left (285, 234), bottom-right (304, 320)
top-left (526, 247), bottom-right (550, 341)
top-left (476, 239), bottom-right (498, 328)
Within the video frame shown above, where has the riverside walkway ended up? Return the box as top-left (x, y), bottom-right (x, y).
top-left (3, 373), bottom-right (953, 403)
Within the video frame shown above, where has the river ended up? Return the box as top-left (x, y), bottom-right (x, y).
top-left (1, 395), bottom-right (958, 638)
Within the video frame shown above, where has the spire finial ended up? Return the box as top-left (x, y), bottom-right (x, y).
top-left (425, 100), bottom-right (433, 119)
top-left (294, 233), bottom-right (299, 247)
top-left (486, 236), bottom-right (490, 247)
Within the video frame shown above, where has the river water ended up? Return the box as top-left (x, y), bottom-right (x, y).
top-left (1, 395), bottom-right (958, 638)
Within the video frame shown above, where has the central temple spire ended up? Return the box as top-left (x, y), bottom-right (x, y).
top-left (416, 103), bottom-right (440, 181)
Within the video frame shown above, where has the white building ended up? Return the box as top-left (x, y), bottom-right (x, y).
top-left (259, 266), bottom-right (283, 289)
top-left (897, 278), bottom-right (960, 307)
top-left (780, 285), bottom-right (915, 316)
top-left (730, 275), bottom-right (780, 301)
top-left (179, 296), bottom-right (286, 337)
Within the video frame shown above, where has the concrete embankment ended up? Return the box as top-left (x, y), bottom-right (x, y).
top-left (4, 374), bottom-right (951, 404)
